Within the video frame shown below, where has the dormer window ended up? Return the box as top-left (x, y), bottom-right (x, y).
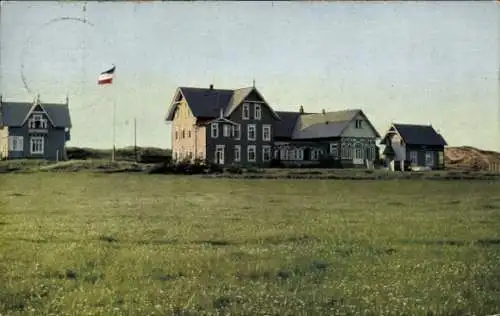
top-left (355, 119), bottom-right (363, 129)
top-left (29, 114), bottom-right (47, 129)
top-left (242, 103), bottom-right (250, 120)
top-left (223, 124), bottom-right (232, 137)
top-left (211, 123), bottom-right (219, 138)
top-left (254, 104), bottom-right (261, 120)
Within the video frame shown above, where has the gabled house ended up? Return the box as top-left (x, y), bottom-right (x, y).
top-left (380, 123), bottom-right (447, 170)
top-left (165, 85), bottom-right (281, 165)
top-left (275, 106), bottom-right (381, 167)
top-left (0, 95), bottom-right (72, 161)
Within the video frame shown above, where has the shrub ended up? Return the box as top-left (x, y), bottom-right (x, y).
top-left (226, 165), bottom-right (243, 174)
top-left (269, 158), bottom-right (284, 168)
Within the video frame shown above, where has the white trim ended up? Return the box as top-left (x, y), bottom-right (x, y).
top-left (215, 144), bottom-right (225, 164)
top-left (211, 123), bottom-right (219, 138)
top-left (242, 103), bottom-right (250, 120)
top-left (30, 136), bottom-right (44, 154)
top-left (425, 151), bottom-right (434, 166)
top-left (409, 151), bottom-right (418, 164)
top-left (223, 124), bottom-right (232, 137)
top-left (262, 124), bottom-right (271, 141)
top-left (247, 124), bottom-right (256, 141)
top-left (330, 143), bottom-right (338, 158)
top-left (232, 124), bottom-right (241, 140)
top-left (254, 104), bottom-right (262, 120)
top-left (234, 145), bottom-right (241, 162)
top-left (262, 145), bottom-right (271, 162)
top-left (247, 145), bottom-right (256, 162)
top-left (21, 103), bottom-right (55, 127)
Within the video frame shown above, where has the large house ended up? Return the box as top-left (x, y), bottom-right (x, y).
top-left (380, 123), bottom-right (447, 170)
top-left (0, 95), bottom-right (72, 161)
top-left (165, 84), bottom-right (381, 168)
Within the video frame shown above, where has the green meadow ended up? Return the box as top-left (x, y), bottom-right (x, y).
top-left (1, 173), bottom-right (499, 315)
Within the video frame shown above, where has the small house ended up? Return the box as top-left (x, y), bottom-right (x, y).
top-left (380, 123), bottom-right (447, 170)
top-left (0, 95), bottom-right (72, 161)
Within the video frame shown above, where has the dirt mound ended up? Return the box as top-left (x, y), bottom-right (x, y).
top-left (445, 146), bottom-right (500, 171)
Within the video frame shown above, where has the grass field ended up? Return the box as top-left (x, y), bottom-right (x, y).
top-left (1, 173), bottom-right (500, 315)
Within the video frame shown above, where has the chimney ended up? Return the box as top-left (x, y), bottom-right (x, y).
top-left (322, 109), bottom-right (326, 115)
top-left (299, 105), bottom-right (304, 114)
top-left (209, 84), bottom-right (214, 90)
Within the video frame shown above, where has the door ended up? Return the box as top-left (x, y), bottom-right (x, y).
top-left (215, 145), bottom-right (225, 164)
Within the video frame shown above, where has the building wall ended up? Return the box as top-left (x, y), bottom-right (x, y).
top-left (405, 145), bottom-right (445, 170)
top-left (171, 98), bottom-right (199, 161)
top-left (206, 90), bottom-right (277, 166)
top-left (0, 127), bottom-right (8, 159)
top-left (8, 126), bottom-right (67, 160)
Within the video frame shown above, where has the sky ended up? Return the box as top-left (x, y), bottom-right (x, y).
top-left (1, 1), bottom-right (499, 151)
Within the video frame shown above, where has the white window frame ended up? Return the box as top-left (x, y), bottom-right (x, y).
top-left (232, 124), bottom-right (241, 140)
top-left (354, 143), bottom-right (363, 160)
top-left (409, 151), bottom-right (418, 165)
top-left (29, 114), bottom-right (48, 129)
top-left (242, 103), bottom-right (250, 120)
top-left (311, 149), bottom-right (322, 160)
top-left (8, 136), bottom-right (24, 152)
top-left (30, 136), bottom-right (44, 154)
top-left (254, 104), bottom-right (262, 120)
top-left (215, 145), bottom-right (225, 164)
top-left (247, 124), bottom-right (256, 141)
top-left (262, 124), bottom-right (271, 141)
top-left (330, 143), bottom-right (338, 158)
top-left (234, 145), bottom-right (241, 162)
top-left (280, 148), bottom-right (288, 160)
top-left (247, 145), bottom-right (256, 162)
top-left (356, 120), bottom-right (363, 129)
top-left (262, 145), bottom-right (271, 162)
top-left (211, 123), bottom-right (219, 138)
top-left (425, 151), bottom-right (434, 166)
top-left (223, 124), bottom-right (232, 137)
top-left (347, 143), bottom-right (353, 159)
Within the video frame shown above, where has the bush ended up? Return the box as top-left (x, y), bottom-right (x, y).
top-left (318, 155), bottom-right (341, 168)
top-left (269, 158), bottom-right (284, 168)
top-left (226, 165), bottom-right (243, 174)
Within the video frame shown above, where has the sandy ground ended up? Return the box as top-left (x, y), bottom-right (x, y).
top-left (445, 146), bottom-right (500, 171)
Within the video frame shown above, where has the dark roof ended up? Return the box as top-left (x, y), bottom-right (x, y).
top-left (165, 86), bottom-right (280, 121)
top-left (274, 111), bottom-right (302, 138)
top-left (0, 101), bottom-right (71, 128)
top-left (390, 123), bottom-right (447, 146)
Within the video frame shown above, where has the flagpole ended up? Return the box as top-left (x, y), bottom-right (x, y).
top-left (134, 117), bottom-right (137, 162)
top-left (112, 99), bottom-right (116, 162)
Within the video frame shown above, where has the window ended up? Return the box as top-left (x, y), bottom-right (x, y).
top-left (215, 145), bottom-right (225, 164)
top-left (254, 104), bottom-right (262, 120)
top-left (8, 136), bottom-right (23, 152)
top-left (425, 151), bottom-right (434, 166)
top-left (247, 124), bottom-right (256, 141)
top-left (355, 119), bottom-right (363, 129)
top-left (280, 148), bottom-right (288, 160)
top-left (223, 124), bottom-right (232, 137)
top-left (409, 151), bottom-right (418, 164)
top-left (311, 149), bottom-right (322, 160)
top-left (182, 129), bottom-right (185, 139)
top-left (262, 145), bottom-right (271, 162)
top-left (198, 151), bottom-right (205, 160)
top-left (234, 145), bottom-right (241, 162)
top-left (242, 103), bottom-right (250, 120)
top-left (330, 143), bottom-right (338, 158)
top-left (175, 131), bottom-right (178, 140)
top-left (247, 145), bottom-right (256, 162)
top-left (28, 114), bottom-right (47, 129)
top-left (354, 143), bottom-right (363, 159)
top-left (211, 123), bottom-right (219, 138)
top-left (188, 130), bottom-right (191, 138)
top-left (232, 124), bottom-right (241, 140)
top-left (30, 136), bottom-right (44, 154)
top-left (262, 125), bottom-right (271, 141)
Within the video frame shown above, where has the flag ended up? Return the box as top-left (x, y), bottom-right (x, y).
top-left (98, 65), bottom-right (116, 85)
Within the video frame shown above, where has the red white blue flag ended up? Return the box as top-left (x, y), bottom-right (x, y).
top-left (98, 65), bottom-right (116, 85)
